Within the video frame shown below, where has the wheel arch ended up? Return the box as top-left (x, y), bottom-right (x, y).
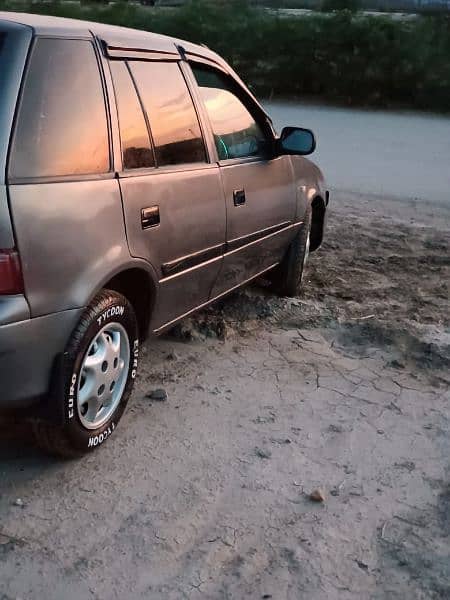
top-left (310, 195), bottom-right (326, 252)
top-left (84, 261), bottom-right (158, 342)
top-left (101, 267), bottom-right (156, 341)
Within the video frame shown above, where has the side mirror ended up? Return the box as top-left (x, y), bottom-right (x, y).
top-left (279, 126), bottom-right (316, 156)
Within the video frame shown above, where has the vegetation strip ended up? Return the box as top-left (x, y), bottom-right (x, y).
top-left (1, 0), bottom-right (449, 111)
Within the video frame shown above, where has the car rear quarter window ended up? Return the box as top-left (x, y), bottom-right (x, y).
top-left (110, 61), bottom-right (154, 170)
top-left (192, 65), bottom-right (268, 161)
top-left (129, 61), bottom-right (206, 167)
top-left (0, 28), bottom-right (10, 62)
top-left (9, 38), bottom-right (109, 179)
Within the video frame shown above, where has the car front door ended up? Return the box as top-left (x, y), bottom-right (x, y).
top-left (109, 59), bottom-right (226, 331)
top-left (190, 64), bottom-right (298, 298)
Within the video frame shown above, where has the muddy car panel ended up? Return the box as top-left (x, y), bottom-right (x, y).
top-left (0, 12), bottom-right (327, 411)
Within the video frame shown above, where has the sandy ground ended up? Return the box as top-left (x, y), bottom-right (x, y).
top-left (0, 188), bottom-right (449, 599)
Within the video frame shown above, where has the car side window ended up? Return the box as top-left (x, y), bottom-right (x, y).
top-left (110, 61), bottom-right (154, 170)
top-left (191, 65), bottom-right (268, 161)
top-left (9, 38), bottom-right (109, 179)
top-left (129, 61), bottom-right (206, 167)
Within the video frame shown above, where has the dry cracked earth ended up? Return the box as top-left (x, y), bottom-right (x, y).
top-left (0, 190), bottom-right (449, 599)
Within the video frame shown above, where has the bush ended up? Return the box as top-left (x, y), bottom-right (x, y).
top-left (320, 0), bottom-right (360, 13)
top-left (1, 0), bottom-right (449, 111)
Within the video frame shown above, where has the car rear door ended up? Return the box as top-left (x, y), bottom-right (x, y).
top-left (109, 58), bottom-right (226, 331)
top-left (190, 63), bottom-right (298, 298)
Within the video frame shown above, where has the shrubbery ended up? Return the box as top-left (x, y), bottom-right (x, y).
top-left (320, 0), bottom-right (360, 13)
top-left (1, 0), bottom-right (449, 111)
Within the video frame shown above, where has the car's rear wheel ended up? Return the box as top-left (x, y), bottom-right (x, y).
top-left (33, 290), bottom-right (139, 458)
top-left (271, 205), bottom-right (312, 297)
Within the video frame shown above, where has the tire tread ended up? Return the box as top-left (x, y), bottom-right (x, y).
top-left (33, 289), bottom-right (136, 458)
top-left (272, 206), bottom-right (312, 297)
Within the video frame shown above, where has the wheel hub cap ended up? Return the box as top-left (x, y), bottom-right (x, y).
top-left (77, 322), bottom-right (130, 430)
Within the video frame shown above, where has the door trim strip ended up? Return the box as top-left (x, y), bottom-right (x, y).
top-left (226, 220), bottom-right (292, 253)
top-left (153, 261), bottom-right (280, 334)
top-left (160, 220), bottom-right (298, 280)
top-left (161, 242), bottom-right (225, 278)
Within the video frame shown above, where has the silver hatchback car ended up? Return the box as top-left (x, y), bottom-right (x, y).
top-left (0, 12), bottom-right (328, 456)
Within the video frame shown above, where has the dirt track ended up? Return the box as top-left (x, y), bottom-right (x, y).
top-left (266, 101), bottom-right (450, 206)
top-left (0, 189), bottom-right (449, 599)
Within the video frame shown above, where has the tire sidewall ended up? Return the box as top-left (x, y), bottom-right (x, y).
top-left (297, 209), bottom-right (312, 287)
top-left (63, 294), bottom-right (139, 452)
top-left (279, 206), bottom-right (312, 296)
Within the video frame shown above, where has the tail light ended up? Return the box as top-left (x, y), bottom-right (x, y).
top-left (0, 249), bottom-right (24, 295)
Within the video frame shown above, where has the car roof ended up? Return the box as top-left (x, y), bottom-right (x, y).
top-left (0, 11), bottom-right (209, 56)
top-left (0, 11), bottom-right (272, 122)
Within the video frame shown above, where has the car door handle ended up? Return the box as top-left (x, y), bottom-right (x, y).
top-left (141, 206), bottom-right (160, 229)
top-left (233, 189), bottom-right (246, 206)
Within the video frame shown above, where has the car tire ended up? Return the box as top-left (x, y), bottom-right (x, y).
top-left (33, 290), bottom-right (139, 458)
top-left (272, 205), bottom-right (312, 297)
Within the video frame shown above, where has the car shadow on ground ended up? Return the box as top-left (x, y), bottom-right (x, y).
top-left (0, 417), bottom-right (55, 465)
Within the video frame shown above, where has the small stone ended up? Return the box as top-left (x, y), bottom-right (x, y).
top-left (394, 461), bottom-right (415, 472)
top-left (356, 559), bottom-right (369, 571)
top-left (147, 388), bottom-right (168, 402)
top-left (377, 429), bottom-right (384, 435)
top-left (13, 498), bottom-right (24, 507)
top-left (388, 359), bottom-right (405, 369)
top-left (328, 423), bottom-right (344, 433)
top-left (166, 350), bottom-right (179, 361)
top-left (255, 447), bottom-right (272, 459)
top-left (309, 488), bottom-right (325, 502)
top-left (349, 484), bottom-right (364, 497)
top-left (270, 437), bottom-right (292, 445)
top-left (253, 415), bottom-right (275, 424)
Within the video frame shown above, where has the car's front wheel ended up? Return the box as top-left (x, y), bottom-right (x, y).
top-left (33, 290), bottom-right (139, 458)
top-left (271, 205), bottom-right (312, 297)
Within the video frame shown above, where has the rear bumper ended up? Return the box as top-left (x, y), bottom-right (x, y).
top-left (0, 307), bottom-right (83, 410)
